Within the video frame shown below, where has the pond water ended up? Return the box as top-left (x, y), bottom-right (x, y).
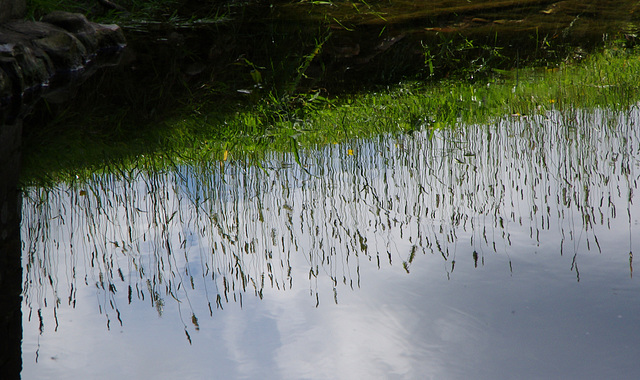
top-left (20, 104), bottom-right (640, 379)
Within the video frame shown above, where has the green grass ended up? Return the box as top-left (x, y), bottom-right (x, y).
top-left (139, 43), bottom-right (640, 154)
top-left (20, 42), bottom-right (640, 186)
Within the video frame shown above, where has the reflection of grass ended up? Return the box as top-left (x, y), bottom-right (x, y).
top-left (22, 96), bottom-right (639, 332)
top-left (21, 43), bottom-right (640, 185)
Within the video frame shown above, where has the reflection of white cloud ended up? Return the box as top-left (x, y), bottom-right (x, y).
top-left (221, 305), bottom-right (272, 379)
top-left (263, 245), bottom-right (454, 380)
top-left (272, 305), bottom-right (421, 379)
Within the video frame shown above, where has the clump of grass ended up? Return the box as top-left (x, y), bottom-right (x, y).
top-left (182, 42), bottom-right (640, 157)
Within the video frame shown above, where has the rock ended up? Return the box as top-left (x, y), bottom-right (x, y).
top-left (0, 43), bottom-right (52, 108)
top-left (33, 28), bottom-right (88, 69)
top-left (41, 11), bottom-right (126, 55)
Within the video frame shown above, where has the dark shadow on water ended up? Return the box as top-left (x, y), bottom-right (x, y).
top-left (0, 120), bottom-right (22, 378)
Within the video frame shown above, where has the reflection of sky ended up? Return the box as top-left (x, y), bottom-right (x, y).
top-left (21, 106), bottom-right (640, 379)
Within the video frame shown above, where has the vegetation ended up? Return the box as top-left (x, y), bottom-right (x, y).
top-left (19, 0), bottom-right (640, 185)
top-left (21, 38), bottom-right (640, 185)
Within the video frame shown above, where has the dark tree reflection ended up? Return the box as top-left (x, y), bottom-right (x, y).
top-left (1, 120), bottom-right (23, 377)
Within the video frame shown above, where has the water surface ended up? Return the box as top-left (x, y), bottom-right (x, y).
top-left (22, 105), bottom-right (640, 379)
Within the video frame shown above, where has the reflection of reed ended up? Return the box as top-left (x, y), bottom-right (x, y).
top-left (22, 105), bottom-right (640, 334)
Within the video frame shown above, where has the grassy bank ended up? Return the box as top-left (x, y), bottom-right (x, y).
top-left (20, 41), bottom-right (640, 185)
top-left (158, 42), bottom-right (640, 160)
